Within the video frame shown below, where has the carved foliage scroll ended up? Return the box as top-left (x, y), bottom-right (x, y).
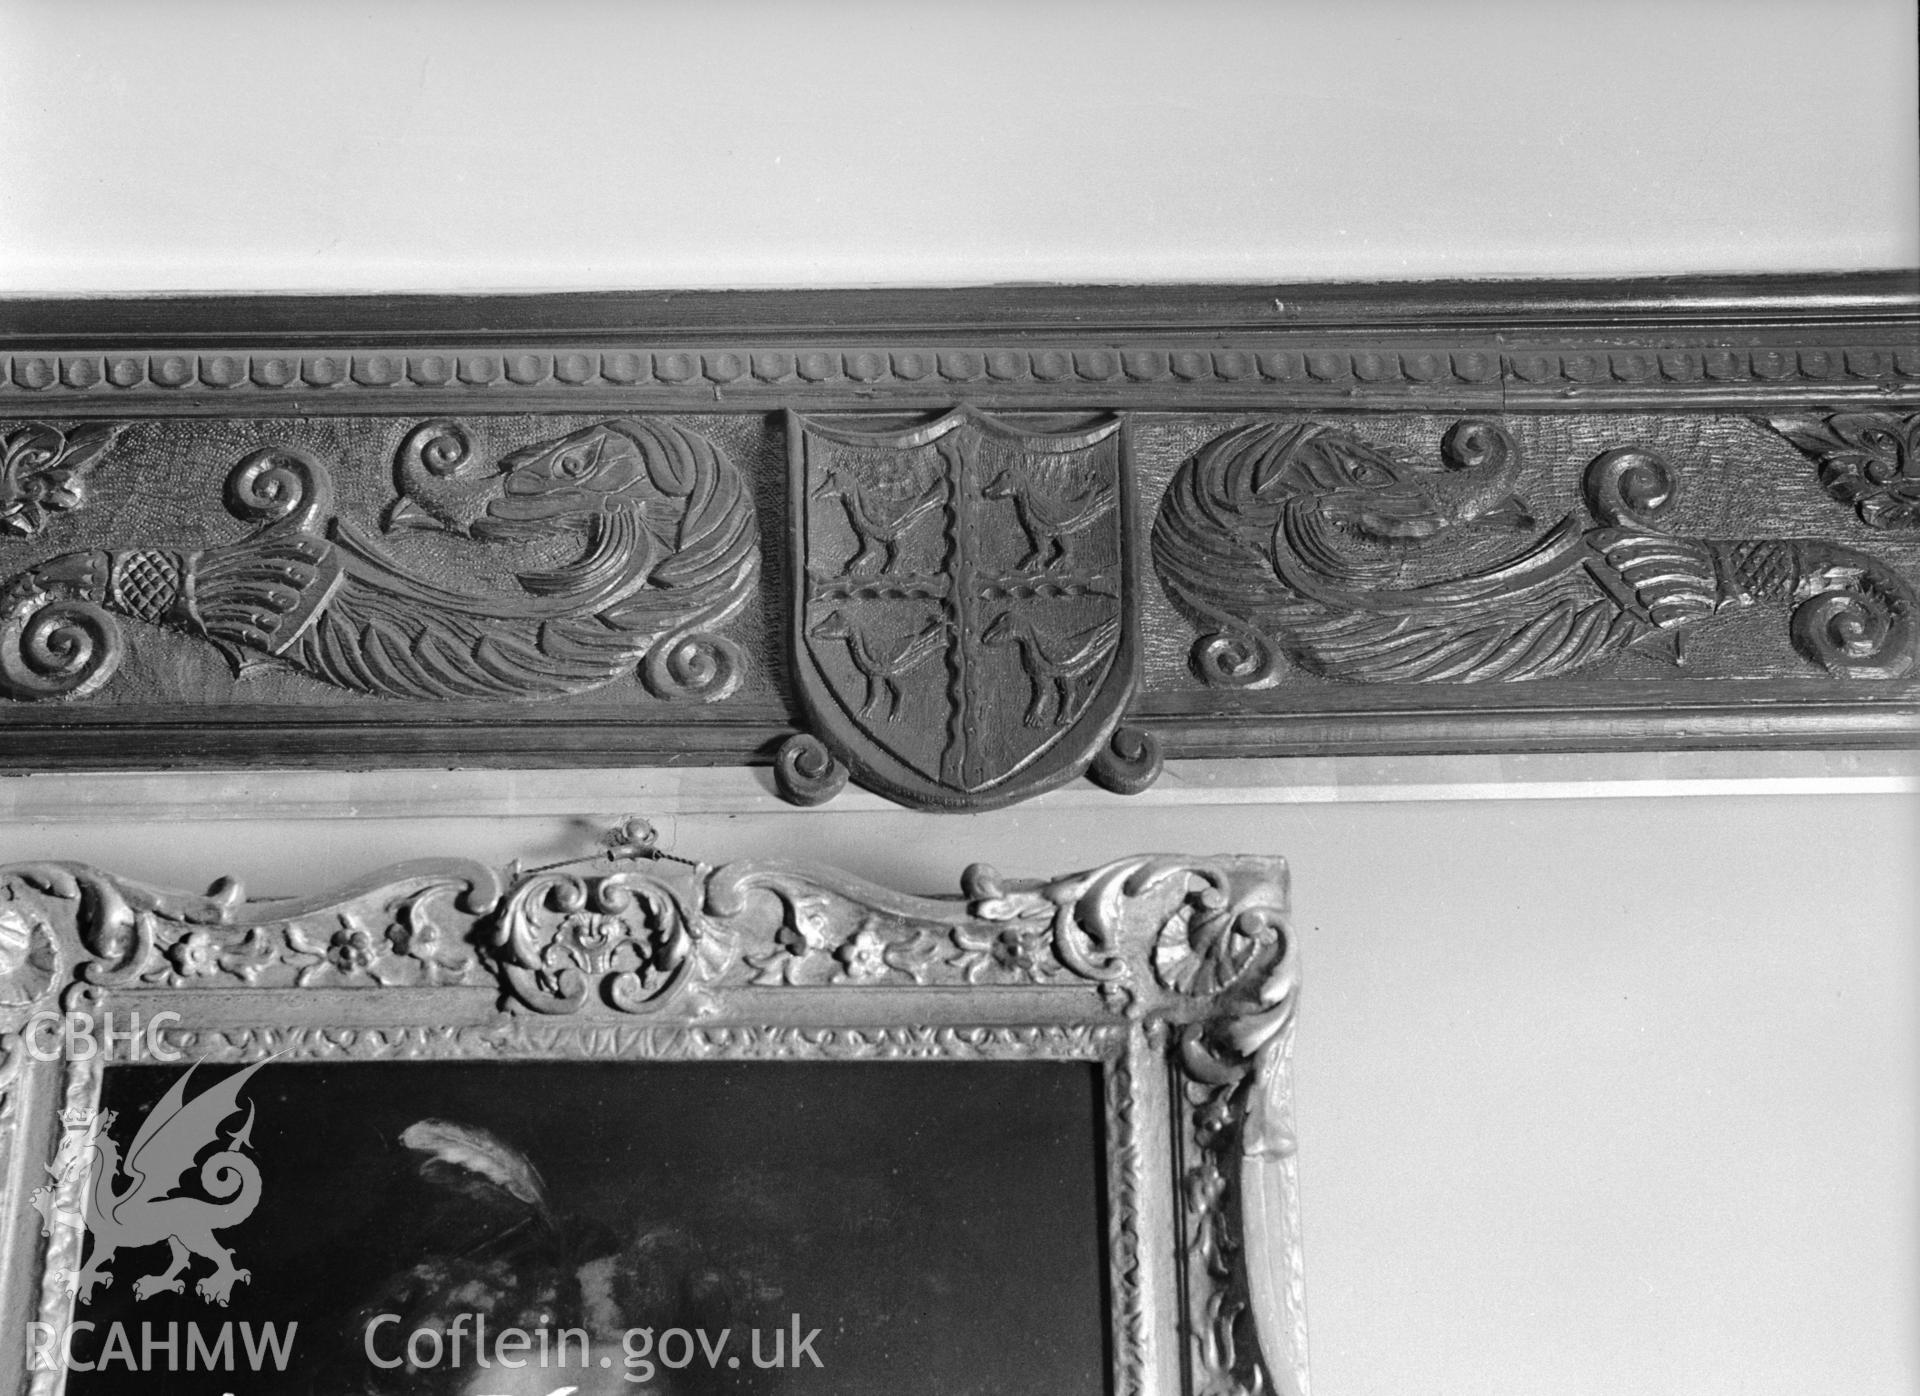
top-left (1770, 410), bottom-right (1920, 529)
top-left (0, 424), bottom-right (122, 539)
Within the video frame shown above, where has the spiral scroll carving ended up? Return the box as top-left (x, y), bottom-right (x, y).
top-left (0, 597), bottom-right (125, 700)
top-left (1789, 551), bottom-right (1916, 680)
top-left (773, 733), bottom-right (849, 807)
top-left (396, 418), bottom-right (476, 481)
top-left (1087, 725), bottom-right (1164, 796)
top-left (1582, 446), bottom-right (1681, 528)
top-left (1190, 628), bottom-right (1281, 689)
top-left (224, 444), bottom-right (336, 532)
top-left (1440, 417), bottom-right (1514, 475)
top-left (640, 630), bottom-right (743, 702)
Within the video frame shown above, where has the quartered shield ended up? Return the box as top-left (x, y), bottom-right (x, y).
top-left (789, 408), bottom-right (1138, 809)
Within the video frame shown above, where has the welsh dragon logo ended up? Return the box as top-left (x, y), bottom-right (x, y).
top-left (32, 1059), bottom-right (270, 1306)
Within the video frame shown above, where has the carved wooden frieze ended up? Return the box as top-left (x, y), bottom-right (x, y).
top-left (0, 418), bottom-right (756, 704)
top-left (0, 837), bottom-right (1305, 1396)
top-left (1, 277), bottom-right (1914, 806)
top-left (1153, 416), bottom-right (1915, 688)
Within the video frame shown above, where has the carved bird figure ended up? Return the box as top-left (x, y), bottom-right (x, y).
top-left (1153, 417), bottom-right (1916, 684)
top-left (980, 610), bottom-right (1120, 726)
top-left (813, 450), bottom-right (946, 576)
top-left (981, 458), bottom-right (1117, 570)
top-left (809, 607), bottom-right (949, 720)
top-left (0, 419), bottom-right (756, 702)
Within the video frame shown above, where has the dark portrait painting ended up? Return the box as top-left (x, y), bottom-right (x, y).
top-left (59, 1059), bottom-right (1108, 1396)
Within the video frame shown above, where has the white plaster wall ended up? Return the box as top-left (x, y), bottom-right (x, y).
top-left (1, 0), bottom-right (1916, 293)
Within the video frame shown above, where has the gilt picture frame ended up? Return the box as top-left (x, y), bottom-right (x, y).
top-left (0, 835), bottom-right (1305, 1396)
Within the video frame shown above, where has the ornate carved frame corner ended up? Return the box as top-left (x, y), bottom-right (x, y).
top-left (2, 273), bottom-right (1915, 810)
top-left (0, 845), bottom-right (1305, 1396)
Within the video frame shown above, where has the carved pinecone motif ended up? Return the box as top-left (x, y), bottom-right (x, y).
top-left (107, 551), bottom-right (182, 624)
top-left (1720, 539), bottom-right (1798, 602)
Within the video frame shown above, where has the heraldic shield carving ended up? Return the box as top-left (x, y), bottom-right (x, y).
top-left (788, 408), bottom-right (1141, 809)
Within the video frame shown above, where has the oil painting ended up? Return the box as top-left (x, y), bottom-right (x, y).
top-left (57, 1060), bottom-right (1106, 1396)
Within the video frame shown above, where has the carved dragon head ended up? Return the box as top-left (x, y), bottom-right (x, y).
top-left (1313, 419), bottom-right (1534, 540)
top-left (387, 420), bottom-right (681, 543)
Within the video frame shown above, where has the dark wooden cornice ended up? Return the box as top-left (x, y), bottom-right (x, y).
top-left (5, 270), bottom-right (1916, 342)
top-left (1, 275), bottom-right (1914, 807)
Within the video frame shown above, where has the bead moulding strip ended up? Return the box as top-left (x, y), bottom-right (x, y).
top-left (3, 272), bottom-right (1917, 410)
top-left (1, 341), bottom-right (1914, 412)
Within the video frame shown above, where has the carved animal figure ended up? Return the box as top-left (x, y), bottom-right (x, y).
top-left (1153, 417), bottom-right (1917, 684)
top-left (813, 451), bottom-right (946, 576)
top-left (65, 1060), bottom-right (270, 1306)
top-left (981, 610), bottom-right (1120, 726)
top-left (982, 459), bottom-right (1117, 570)
top-left (0, 419), bottom-right (757, 702)
top-left (810, 607), bottom-right (948, 720)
